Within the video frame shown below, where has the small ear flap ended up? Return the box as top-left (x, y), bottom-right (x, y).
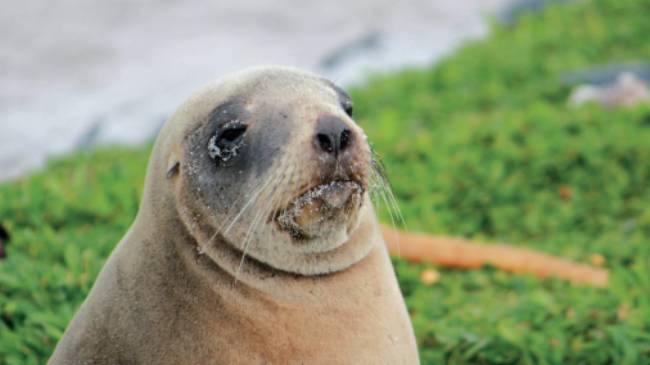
top-left (166, 161), bottom-right (180, 179)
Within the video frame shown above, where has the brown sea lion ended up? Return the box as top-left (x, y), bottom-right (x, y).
top-left (49, 66), bottom-right (419, 365)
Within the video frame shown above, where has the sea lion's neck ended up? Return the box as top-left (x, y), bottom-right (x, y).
top-left (153, 207), bottom-right (378, 303)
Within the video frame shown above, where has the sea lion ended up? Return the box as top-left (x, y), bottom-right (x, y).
top-left (48, 66), bottom-right (419, 364)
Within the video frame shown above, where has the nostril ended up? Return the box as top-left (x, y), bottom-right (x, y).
top-left (317, 133), bottom-right (334, 153)
top-left (340, 129), bottom-right (351, 151)
top-left (315, 116), bottom-right (355, 155)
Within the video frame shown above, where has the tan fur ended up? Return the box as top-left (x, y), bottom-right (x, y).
top-left (49, 67), bottom-right (419, 365)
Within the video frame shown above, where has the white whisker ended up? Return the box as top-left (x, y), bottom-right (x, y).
top-left (369, 161), bottom-right (406, 258)
top-left (223, 173), bottom-right (276, 234)
top-left (234, 173), bottom-right (283, 282)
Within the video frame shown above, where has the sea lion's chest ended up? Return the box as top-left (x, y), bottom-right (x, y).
top-left (189, 269), bottom-right (417, 364)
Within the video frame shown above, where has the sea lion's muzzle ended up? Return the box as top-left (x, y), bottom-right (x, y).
top-left (275, 113), bottom-right (369, 240)
top-left (277, 180), bottom-right (363, 239)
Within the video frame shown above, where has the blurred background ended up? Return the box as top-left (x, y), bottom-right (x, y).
top-left (1, 0), bottom-right (649, 364)
top-left (1, 0), bottom-right (509, 181)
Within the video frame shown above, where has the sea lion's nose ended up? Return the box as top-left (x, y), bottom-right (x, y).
top-left (314, 115), bottom-right (353, 156)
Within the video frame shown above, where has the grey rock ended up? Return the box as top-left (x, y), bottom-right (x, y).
top-left (569, 72), bottom-right (650, 108)
top-left (499, 0), bottom-right (574, 24)
top-left (563, 63), bottom-right (650, 86)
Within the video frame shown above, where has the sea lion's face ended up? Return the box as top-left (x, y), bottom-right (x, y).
top-left (173, 68), bottom-right (373, 275)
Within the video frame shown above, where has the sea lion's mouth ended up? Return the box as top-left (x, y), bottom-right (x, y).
top-left (276, 180), bottom-right (364, 239)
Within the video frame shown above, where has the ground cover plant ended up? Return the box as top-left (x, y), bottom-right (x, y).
top-left (1, 0), bottom-right (649, 363)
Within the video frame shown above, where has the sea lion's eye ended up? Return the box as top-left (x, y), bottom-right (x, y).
top-left (221, 125), bottom-right (247, 142)
top-left (208, 122), bottom-right (247, 162)
top-left (342, 100), bottom-right (353, 117)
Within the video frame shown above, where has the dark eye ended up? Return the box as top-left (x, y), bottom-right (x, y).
top-left (221, 125), bottom-right (247, 142)
top-left (208, 123), bottom-right (247, 162)
top-left (342, 100), bottom-right (353, 117)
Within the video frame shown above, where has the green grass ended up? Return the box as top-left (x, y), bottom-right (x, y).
top-left (2, 0), bottom-right (650, 363)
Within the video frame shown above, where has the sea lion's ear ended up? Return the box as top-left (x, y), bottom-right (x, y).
top-left (166, 161), bottom-right (180, 179)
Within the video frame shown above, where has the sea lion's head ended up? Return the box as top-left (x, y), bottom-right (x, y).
top-left (148, 67), bottom-right (378, 276)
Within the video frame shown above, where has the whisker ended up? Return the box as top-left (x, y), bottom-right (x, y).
top-left (202, 175), bottom-right (271, 252)
top-left (369, 152), bottom-right (406, 258)
top-left (375, 175), bottom-right (401, 258)
top-left (223, 173), bottom-right (276, 234)
top-left (221, 176), bottom-right (266, 226)
top-left (234, 173), bottom-right (283, 282)
top-left (234, 208), bottom-right (266, 282)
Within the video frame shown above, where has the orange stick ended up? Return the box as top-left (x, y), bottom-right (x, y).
top-left (381, 225), bottom-right (608, 287)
